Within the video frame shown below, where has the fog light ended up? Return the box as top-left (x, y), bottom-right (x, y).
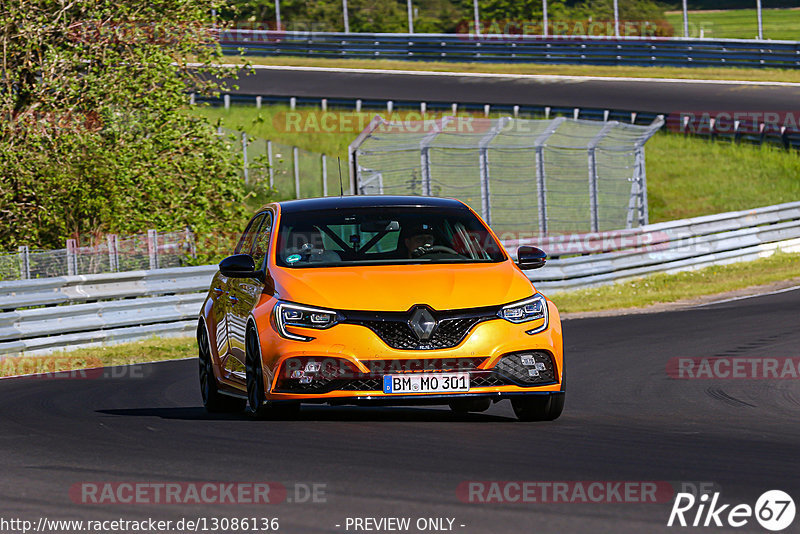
top-left (520, 355), bottom-right (535, 366)
top-left (528, 369), bottom-right (540, 377)
top-left (275, 356), bottom-right (362, 392)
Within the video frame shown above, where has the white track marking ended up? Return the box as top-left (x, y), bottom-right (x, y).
top-left (205, 63), bottom-right (800, 88)
top-left (692, 284), bottom-right (800, 308)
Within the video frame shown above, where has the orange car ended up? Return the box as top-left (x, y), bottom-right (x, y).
top-left (197, 196), bottom-right (564, 421)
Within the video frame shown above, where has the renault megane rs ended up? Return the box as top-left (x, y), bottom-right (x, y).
top-left (197, 196), bottom-right (564, 421)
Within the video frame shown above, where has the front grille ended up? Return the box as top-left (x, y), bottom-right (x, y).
top-left (360, 357), bottom-right (486, 374)
top-left (340, 377), bottom-right (382, 391)
top-left (342, 306), bottom-right (497, 350)
top-left (493, 351), bottom-right (557, 385)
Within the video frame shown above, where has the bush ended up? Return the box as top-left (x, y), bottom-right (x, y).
top-left (0, 0), bottom-right (252, 250)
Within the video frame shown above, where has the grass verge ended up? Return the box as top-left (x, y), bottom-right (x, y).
top-left (191, 104), bottom-right (800, 222)
top-left (549, 251), bottom-right (800, 314)
top-left (227, 55), bottom-right (800, 84)
top-left (665, 8), bottom-right (800, 41)
top-left (0, 337), bottom-right (194, 378)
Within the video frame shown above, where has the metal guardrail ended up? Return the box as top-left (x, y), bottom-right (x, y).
top-left (0, 266), bottom-right (217, 357)
top-left (0, 265), bottom-right (217, 310)
top-left (221, 30), bottom-right (800, 69)
top-left (1, 202), bottom-right (799, 357)
top-left (521, 201), bottom-right (800, 290)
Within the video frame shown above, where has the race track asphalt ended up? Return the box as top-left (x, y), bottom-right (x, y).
top-left (226, 66), bottom-right (800, 114)
top-left (1, 288), bottom-right (799, 533)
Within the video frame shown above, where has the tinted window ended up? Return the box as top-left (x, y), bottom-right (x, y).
top-left (235, 213), bottom-right (265, 256)
top-left (276, 206), bottom-right (505, 268)
top-left (251, 212), bottom-right (273, 269)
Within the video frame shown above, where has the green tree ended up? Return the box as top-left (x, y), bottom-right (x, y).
top-left (223, 0), bottom-right (466, 33)
top-left (0, 0), bottom-right (249, 252)
top-left (569, 0), bottom-right (667, 22)
top-left (220, 0), bottom-right (670, 34)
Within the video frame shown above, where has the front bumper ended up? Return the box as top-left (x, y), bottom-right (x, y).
top-left (254, 299), bottom-right (564, 402)
top-left (273, 351), bottom-right (558, 394)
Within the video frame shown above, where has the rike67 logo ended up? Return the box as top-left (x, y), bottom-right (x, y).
top-left (668, 490), bottom-right (795, 531)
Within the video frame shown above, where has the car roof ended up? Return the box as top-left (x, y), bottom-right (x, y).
top-left (275, 195), bottom-right (468, 214)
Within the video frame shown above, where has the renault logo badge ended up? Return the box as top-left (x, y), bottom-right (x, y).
top-left (408, 307), bottom-right (437, 340)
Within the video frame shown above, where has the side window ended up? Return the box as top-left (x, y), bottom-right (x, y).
top-left (251, 212), bottom-right (273, 269)
top-left (235, 214), bottom-right (265, 256)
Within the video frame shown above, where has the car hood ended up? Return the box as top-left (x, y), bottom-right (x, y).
top-left (271, 261), bottom-right (535, 311)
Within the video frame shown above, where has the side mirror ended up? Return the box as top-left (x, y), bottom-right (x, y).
top-left (516, 246), bottom-right (547, 270)
top-left (219, 254), bottom-right (264, 280)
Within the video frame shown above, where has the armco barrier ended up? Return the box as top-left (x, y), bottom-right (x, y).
top-left (0, 266), bottom-right (217, 356)
top-left (1, 202), bottom-right (799, 357)
top-left (220, 30), bottom-right (800, 69)
top-left (520, 201), bottom-right (800, 290)
top-left (0, 265), bottom-right (217, 310)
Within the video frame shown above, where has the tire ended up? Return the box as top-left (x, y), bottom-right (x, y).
top-left (245, 324), bottom-right (300, 419)
top-left (448, 397), bottom-right (491, 414)
top-left (512, 360), bottom-right (566, 422)
top-left (511, 393), bottom-right (565, 421)
top-left (198, 322), bottom-right (246, 413)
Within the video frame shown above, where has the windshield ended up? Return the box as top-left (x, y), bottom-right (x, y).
top-left (275, 206), bottom-right (506, 268)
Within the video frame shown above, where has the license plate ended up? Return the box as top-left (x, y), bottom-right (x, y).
top-left (383, 373), bottom-right (470, 394)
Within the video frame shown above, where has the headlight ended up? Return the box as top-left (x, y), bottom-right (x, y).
top-left (274, 302), bottom-right (338, 341)
top-left (498, 294), bottom-right (549, 334)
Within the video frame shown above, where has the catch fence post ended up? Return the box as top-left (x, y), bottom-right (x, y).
top-left (18, 246), bottom-right (30, 280)
top-left (147, 229), bottom-right (159, 270)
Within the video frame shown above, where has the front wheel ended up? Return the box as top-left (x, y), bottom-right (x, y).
top-left (513, 358), bottom-right (566, 422)
top-left (245, 325), bottom-right (300, 419)
top-left (198, 322), bottom-right (246, 413)
top-left (245, 326), bottom-right (271, 418)
top-left (511, 393), bottom-right (565, 421)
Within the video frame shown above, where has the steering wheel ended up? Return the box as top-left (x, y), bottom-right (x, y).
top-left (412, 245), bottom-right (460, 258)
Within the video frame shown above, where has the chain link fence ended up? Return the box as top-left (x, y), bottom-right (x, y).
top-left (222, 128), bottom-right (346, 200)
top-left (349, 115), bottom-right (663, 236)
top-left (0, 230), bottom-right (196, 281)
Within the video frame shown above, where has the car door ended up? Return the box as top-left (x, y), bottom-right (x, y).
top-left (219, 213), bottom-right (265, 382)
top-left (227, 211), bottom-right (273, 375)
